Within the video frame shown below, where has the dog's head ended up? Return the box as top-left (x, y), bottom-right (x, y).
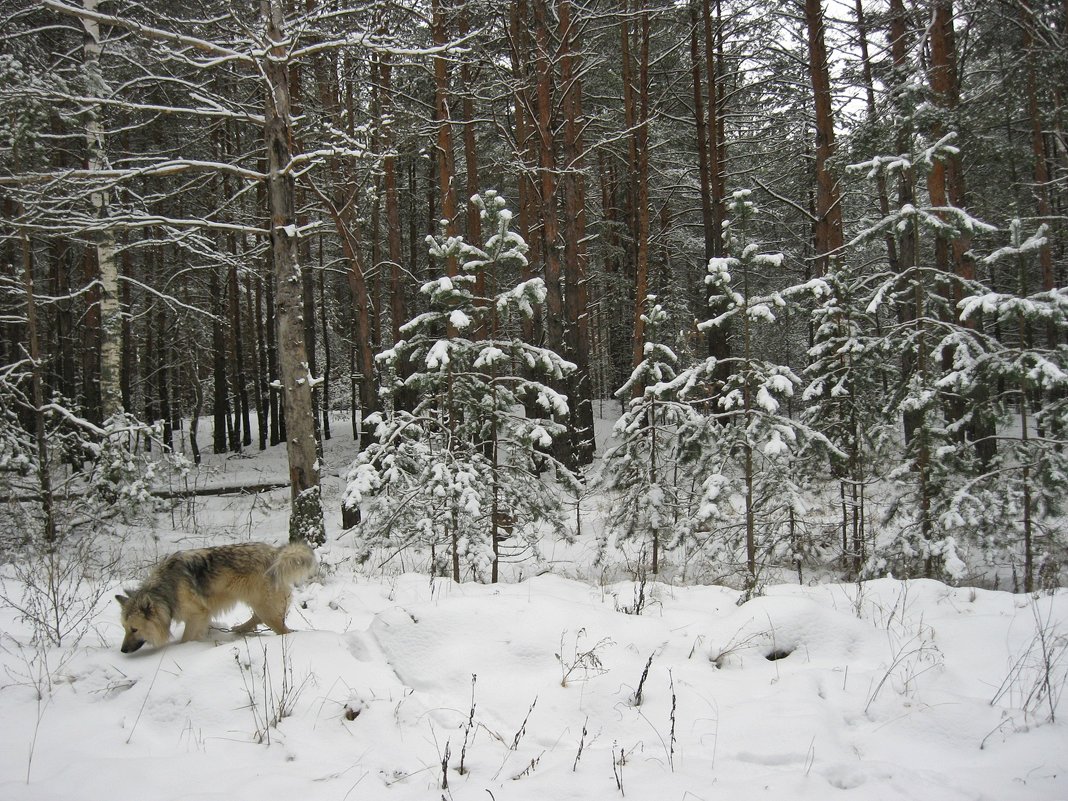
top-left (115, 593), bottom-right (171, 653)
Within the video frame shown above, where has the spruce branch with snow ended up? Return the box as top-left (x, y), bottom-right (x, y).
top-left (934, 220), bottom-right (1068, 591)
top-left (845, 137), bottom-right (1065, 587)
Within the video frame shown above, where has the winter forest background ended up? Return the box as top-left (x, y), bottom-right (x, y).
top-left (1, 0), bottom-right (1067, 594)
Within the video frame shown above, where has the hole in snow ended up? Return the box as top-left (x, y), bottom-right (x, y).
top-left (765, 647), bottom-right (793, 661)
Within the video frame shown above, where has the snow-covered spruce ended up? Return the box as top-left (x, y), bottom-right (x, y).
top-left (599, 296), bottom-right (704, 575)
top-left (846, 138), bottom-right (1067, 587)
top-left (343, 192), bottom-right (579, 581)
top-left (643, 192), bottom-right (834, 594)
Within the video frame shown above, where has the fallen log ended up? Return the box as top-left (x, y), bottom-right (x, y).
top-left (149, 481), bottom-right (291, 499)
top-left (0, 480), bottom-right (291, 504)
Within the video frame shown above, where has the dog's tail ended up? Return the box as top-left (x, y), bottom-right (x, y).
top-left (267, 542), bottom-right (317, 586)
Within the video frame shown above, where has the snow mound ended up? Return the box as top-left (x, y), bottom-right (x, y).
top-left (707, 595), bottom-right (871, 668)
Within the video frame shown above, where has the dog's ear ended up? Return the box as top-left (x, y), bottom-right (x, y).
top-left (139, 599), bottom-right (153, 617)
top-left (115, 594), bottom-right (129, 608)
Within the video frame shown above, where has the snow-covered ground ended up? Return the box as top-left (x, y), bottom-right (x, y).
top-left (2, 566), bottom-right (1066, 801)
top-left (1, 411), bottom-right (1066, 800)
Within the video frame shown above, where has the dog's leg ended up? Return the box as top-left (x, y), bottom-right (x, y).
top-left (232, 614), bottom-right (262, 634)
top-left (256, 592), bottom-right (294, 635)
top-left (259, 612), bottom-right (293, 635)
top-left (180, 612), bottom-right (211, 642)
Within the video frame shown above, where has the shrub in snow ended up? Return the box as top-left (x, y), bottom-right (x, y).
top-left (0, 399), bottom-right (163, 648)
top-left (344, 192), bottom-right (578, 582)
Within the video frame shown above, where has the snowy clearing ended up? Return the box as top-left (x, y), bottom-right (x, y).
top-left (1, 413), bottom-right (1066, 800)
top-left (1, 560), bottom-right (1066, 801)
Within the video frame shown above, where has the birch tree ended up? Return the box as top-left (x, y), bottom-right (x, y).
top-left (23, 0), bottom-right (403, 545)
top-left (262, 0), bottom-right (324, 545)
top-left (80, 0), bottom-right (122, 423)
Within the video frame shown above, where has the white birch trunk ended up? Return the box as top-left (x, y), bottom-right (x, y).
top-left (82, 0), bottom-right (123, 421)
top-left (262, 0), bottom-right (325, 546)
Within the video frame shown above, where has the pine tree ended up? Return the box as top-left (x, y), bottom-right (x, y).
top-left (669, 191), bottom-right (831, 594)
top-left (847, 136), bottom-right (998, 581)
top-left (802, 262), bottom-right (892, 577)
top-left (944, 221), bottom-right (1068, 590)
top-left (600, 296), bottom-right (701, 575)
top-left (344, 192), bottom-right (578, 582)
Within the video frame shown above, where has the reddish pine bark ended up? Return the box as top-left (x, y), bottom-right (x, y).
top-left (805, 0), bottom-right (844, 278)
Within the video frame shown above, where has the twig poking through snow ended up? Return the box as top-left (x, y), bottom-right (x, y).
top-left (126, 651), bottom-right (165, 745)
top-left (632, 652), bottom-right (655, 706)
top-left (458, 674), bottom-right (477, 775)
top-left (573, 716), bottom-right (589, 772)
top-left (668, 670), bottom-right (677, 771)
top-left (511, 695), bottom-right (537, 751)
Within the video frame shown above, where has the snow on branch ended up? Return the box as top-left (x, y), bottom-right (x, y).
top-left (0, 159), bottom-right (264, 188)
top-left (13, 89), bottom-right (265, 125)
top-left (117, 276), bottom-right (222, 321)
top-left (40, 0), bottom-right (256, 65)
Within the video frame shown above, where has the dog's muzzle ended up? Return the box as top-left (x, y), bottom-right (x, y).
top-left (121, 637), bottom-right (145, 653)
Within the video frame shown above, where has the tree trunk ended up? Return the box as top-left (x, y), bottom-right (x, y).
top-left (81, 0), bottom-right (122, 422)
top-left (853, 0), bottom-right (898, 274)
top-left (1020, 1), bottom-right (1056, 305)
top-left (120, 244), bottom-right (133, 416)
top-left (509, 0), bottom-right (543, 414)
top-left (927, 0), bottom-right (972, 291)
top-left (433, 0), bottom-right (460, 280)
top-left (927, 0), bottom-right (996, 464)
top-left (145, 303), bottom-right (157, 436)
top-left (318, 245), bottom-right (332, 441)
top-left (156, 307), bottom-right (173, 451)
top-left (263, 0), bottom-right (325, 546)
top-left (559, 0), bottom-right (595, 467)
top-left (621, 1), bottom-right (639, 275)
top-left (20, 232), bottom-right (57, 546)
top-left (700, 0), bottom-right (730, 378)
top-left (510, 0), bottom-right (533, 265)
top-left (287, 50), bottom-right (321, 451)
top-left (701, 0), bottom-right (725, 261)
top-left (229, 259), bottom-right (251, 448)
top-left (190, 355), bottom-right (203, 466)
top-left (48, 238), bottom-right (77, 405)
top-left (47, 112), bottom-right (77, 406)
top-left (630, 1), bottom-right (652, 387)
top-left (532, 0), bottom-right (571, 466)
top-left (81, 248), bottom-right (102, 426)
top-left (459, 7), bottom-right (483, 307)
top-left (307, 22), bottom-right (375, 448)
top-left (339, 220), bottom-right (376, 448)
top-left (210, 265), bottom-right (230, 454)
top-left (890, 0), bottom-right (923, 445)
top-left (804, 0), bottom-right (844, 278)
top-left (82, 0), bottom-right (123, 422)
top-left (690, 1), bottom-right (714, 266)
top-left (250, 271), bottom-right (268, 450)
top-left (378, 50), bottom-right (411, 409)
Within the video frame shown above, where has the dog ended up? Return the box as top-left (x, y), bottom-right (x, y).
top-left (115, 541), bottom-right (316, 653)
